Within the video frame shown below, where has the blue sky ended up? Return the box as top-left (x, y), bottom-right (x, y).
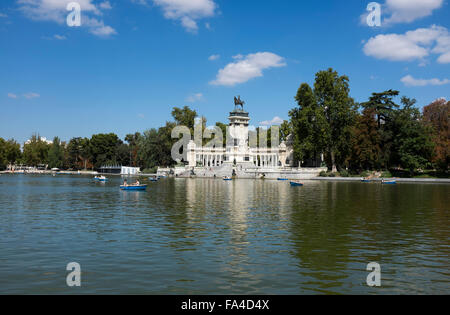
top-left (0, 0), bottom-right (449, 144)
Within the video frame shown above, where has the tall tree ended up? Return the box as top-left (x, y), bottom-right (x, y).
top-left (289, 83), bottom-right (327, 166)
top-left (423, 98), bottom-right (449, 170)
top-left (22, 134), bottom-right (51, 167)
top-left (349, 108), bottom-right (381, 171)
top-left (362, 90), bottom-right (400, 128)
top-left (48, 137), bottom-right (65, 169)
top-left (390, 97), bottom-right (434, 172)
top-left (89, 133), bottom-right (123, 169)
top-left (313, 68), bottom-right (357, 172)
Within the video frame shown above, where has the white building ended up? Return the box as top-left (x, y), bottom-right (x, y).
top-left (186, 101), bottom-right (295, 169)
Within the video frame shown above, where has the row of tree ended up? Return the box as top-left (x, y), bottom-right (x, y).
top-left (288, 68), bottom-right (449, 173)
top-left (0, 68), bottom-right (448, 173)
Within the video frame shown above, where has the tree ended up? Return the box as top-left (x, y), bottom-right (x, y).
top-left (125, 132), bottom-right (141, 167)
top-left (313, 68), bottom-right (357, 172)
top-left (22, 134), bottom-right (51, 166)
top-left (390, 97), bottom-right (434, 172)
top-left (423, 98), bottom-right (449, 170)
top-left (280, 120), bottom-right (292, 142)
top-left (362, 90), bottom-right (400, 128)
top-left (289, 82), bottom-right (327, 166)
top-left (0, 139), bottom-right (21, 169)
top-left (48, 137), bottom-right (65, 169)
top-left (89, 133), bottom-right (123, 169)
top-left (349, 108), bottom-right (381, 171)
top-left (171, 106), bottom-right (198, 133)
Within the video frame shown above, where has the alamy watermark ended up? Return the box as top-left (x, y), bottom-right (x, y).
top-left (366, 2), bottom-right (381, 27)
top-left (67, 2), bottom-right (81, 27)
top-left (366, 262), bottom-right (381, 287)
top-left (66, 262), bottom-right (81, 287)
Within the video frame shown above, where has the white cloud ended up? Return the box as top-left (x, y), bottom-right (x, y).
top-left (363, 25), bottom-right (450, 64)
top-left (210, 52), bottom-right (286, 86)
top-left (17, 0), bottom-right (116, 37)
top-left (152, 0), bottom-right (217, 33)
top-left (99, 1), bottom-right (112, 10)
top-left (208, 54), bottom-right (220, 61)
top-left (260, 116), bottom-right (284, 126)
top-left (0, 13), bottom-right (8, 18)
top-left (8, 93), bottom-right (17, 99)
top-left (361, 0), bottom-right (444, 26)
top-left (53, 34), bottom-right (66, 40)
top-left (186, 93), bottom-right (204, 103)
top-left (401, 75), bottom-right (450, 87)
top-left (23, 92), bottom-right (40, 99)
top-left (384, 0), bottom-right (444, 25)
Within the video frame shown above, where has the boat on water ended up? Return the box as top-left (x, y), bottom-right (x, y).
top-left (223, 176), bottom-right (233, 181)
top-left (94, 176), bottom-right (108, 182)
top-left (277, 178), bottom-right (288, 181)
top-left (361, 178), bottom-right (371, 183)
top-left (148, 176), bottom-right (159, 182)
top-left (290, 181), bottom-right (304, 187)
top-left (120, 184), bottom-right (147, 191)
top-left (382, 179), bottom-right (397, 185)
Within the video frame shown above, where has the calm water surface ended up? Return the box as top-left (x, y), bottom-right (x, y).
top-left (0, 174), bottom-right (448, 294)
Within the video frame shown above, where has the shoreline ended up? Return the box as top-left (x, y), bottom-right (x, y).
top-left (312, 177), bottom-right (450, 183)
top-left (1, 171), bottom-right (449, 183)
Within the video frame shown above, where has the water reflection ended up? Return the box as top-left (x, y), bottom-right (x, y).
top-left (0, 175), bottom-right (448, 294)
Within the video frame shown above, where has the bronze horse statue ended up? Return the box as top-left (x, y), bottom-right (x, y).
top-left (234, 96), bottom-right (245, 108)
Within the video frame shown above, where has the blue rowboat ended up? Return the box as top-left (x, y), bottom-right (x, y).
top-left (120, 185), bottom-right (147, 191)
top-left (382, 180), bottom-right (397, 185)
top-left (223, 176), bottom-right (233, 181)
top-left (361, 179), bottom-right (371, 183)
top-left (290, 181), bottom-right (304, 187)
top-left (94, 176), bottom-right (108, 182)
top-left (277, 178), bottom-right (288, 181)
top-left (148, 177), bottom-right (159, 182)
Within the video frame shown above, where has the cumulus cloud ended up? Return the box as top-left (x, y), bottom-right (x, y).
top-left (17, 0), bottom-right (116, 37)
top-left (151, 0), bottom-right (217, 33)
top-left (363, 25), bottom-right (450, 64)
top-left (186, 93), bottom-right (204, 103)
top-left (210, 52), bottom-right (286, 86)
top-left (384, 0), bottom-right (444, 25)
top-left (260, 116), bottom-right (284, 126)
top-left (401, 75), bottom-right (450, 87)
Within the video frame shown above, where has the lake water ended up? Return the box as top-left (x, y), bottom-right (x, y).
top-left (0, 174), bottom-right (448, 294)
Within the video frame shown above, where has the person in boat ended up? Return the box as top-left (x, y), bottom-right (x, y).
top-left (135, 180), bottom-right (140, 186)
top-left (123, 179), bottom-right (128, 186)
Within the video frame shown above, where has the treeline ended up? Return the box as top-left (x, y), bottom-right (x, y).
top-left (0, 107), bottom-right (205, 173)
top-left (288, 68), bottom-right (449, 174)
top-left (1, 68), bottom-right (448, 174)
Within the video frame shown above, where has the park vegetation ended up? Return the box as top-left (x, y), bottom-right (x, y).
top-left (0, 68), bottom-right (448, 177)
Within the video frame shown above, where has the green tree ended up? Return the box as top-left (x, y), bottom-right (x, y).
top-left (22, 134), bottom-right (51, 166)
top-left (313, 68), bottom-right (357, 172)
top-left (289, 82), bottom-right (327, 166)
top-left (171, 106), bottom-right (197, 133)
top-left (362, 90), bottom-right (400, 128)
top-left (48, 137), bottom-right (65, 169)
top-left (349, 108), bottom-right (381, 171)
top-left (390, 97), bottom-right (434, 172)
top-left (89, 133), bottom-right (123, 168)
